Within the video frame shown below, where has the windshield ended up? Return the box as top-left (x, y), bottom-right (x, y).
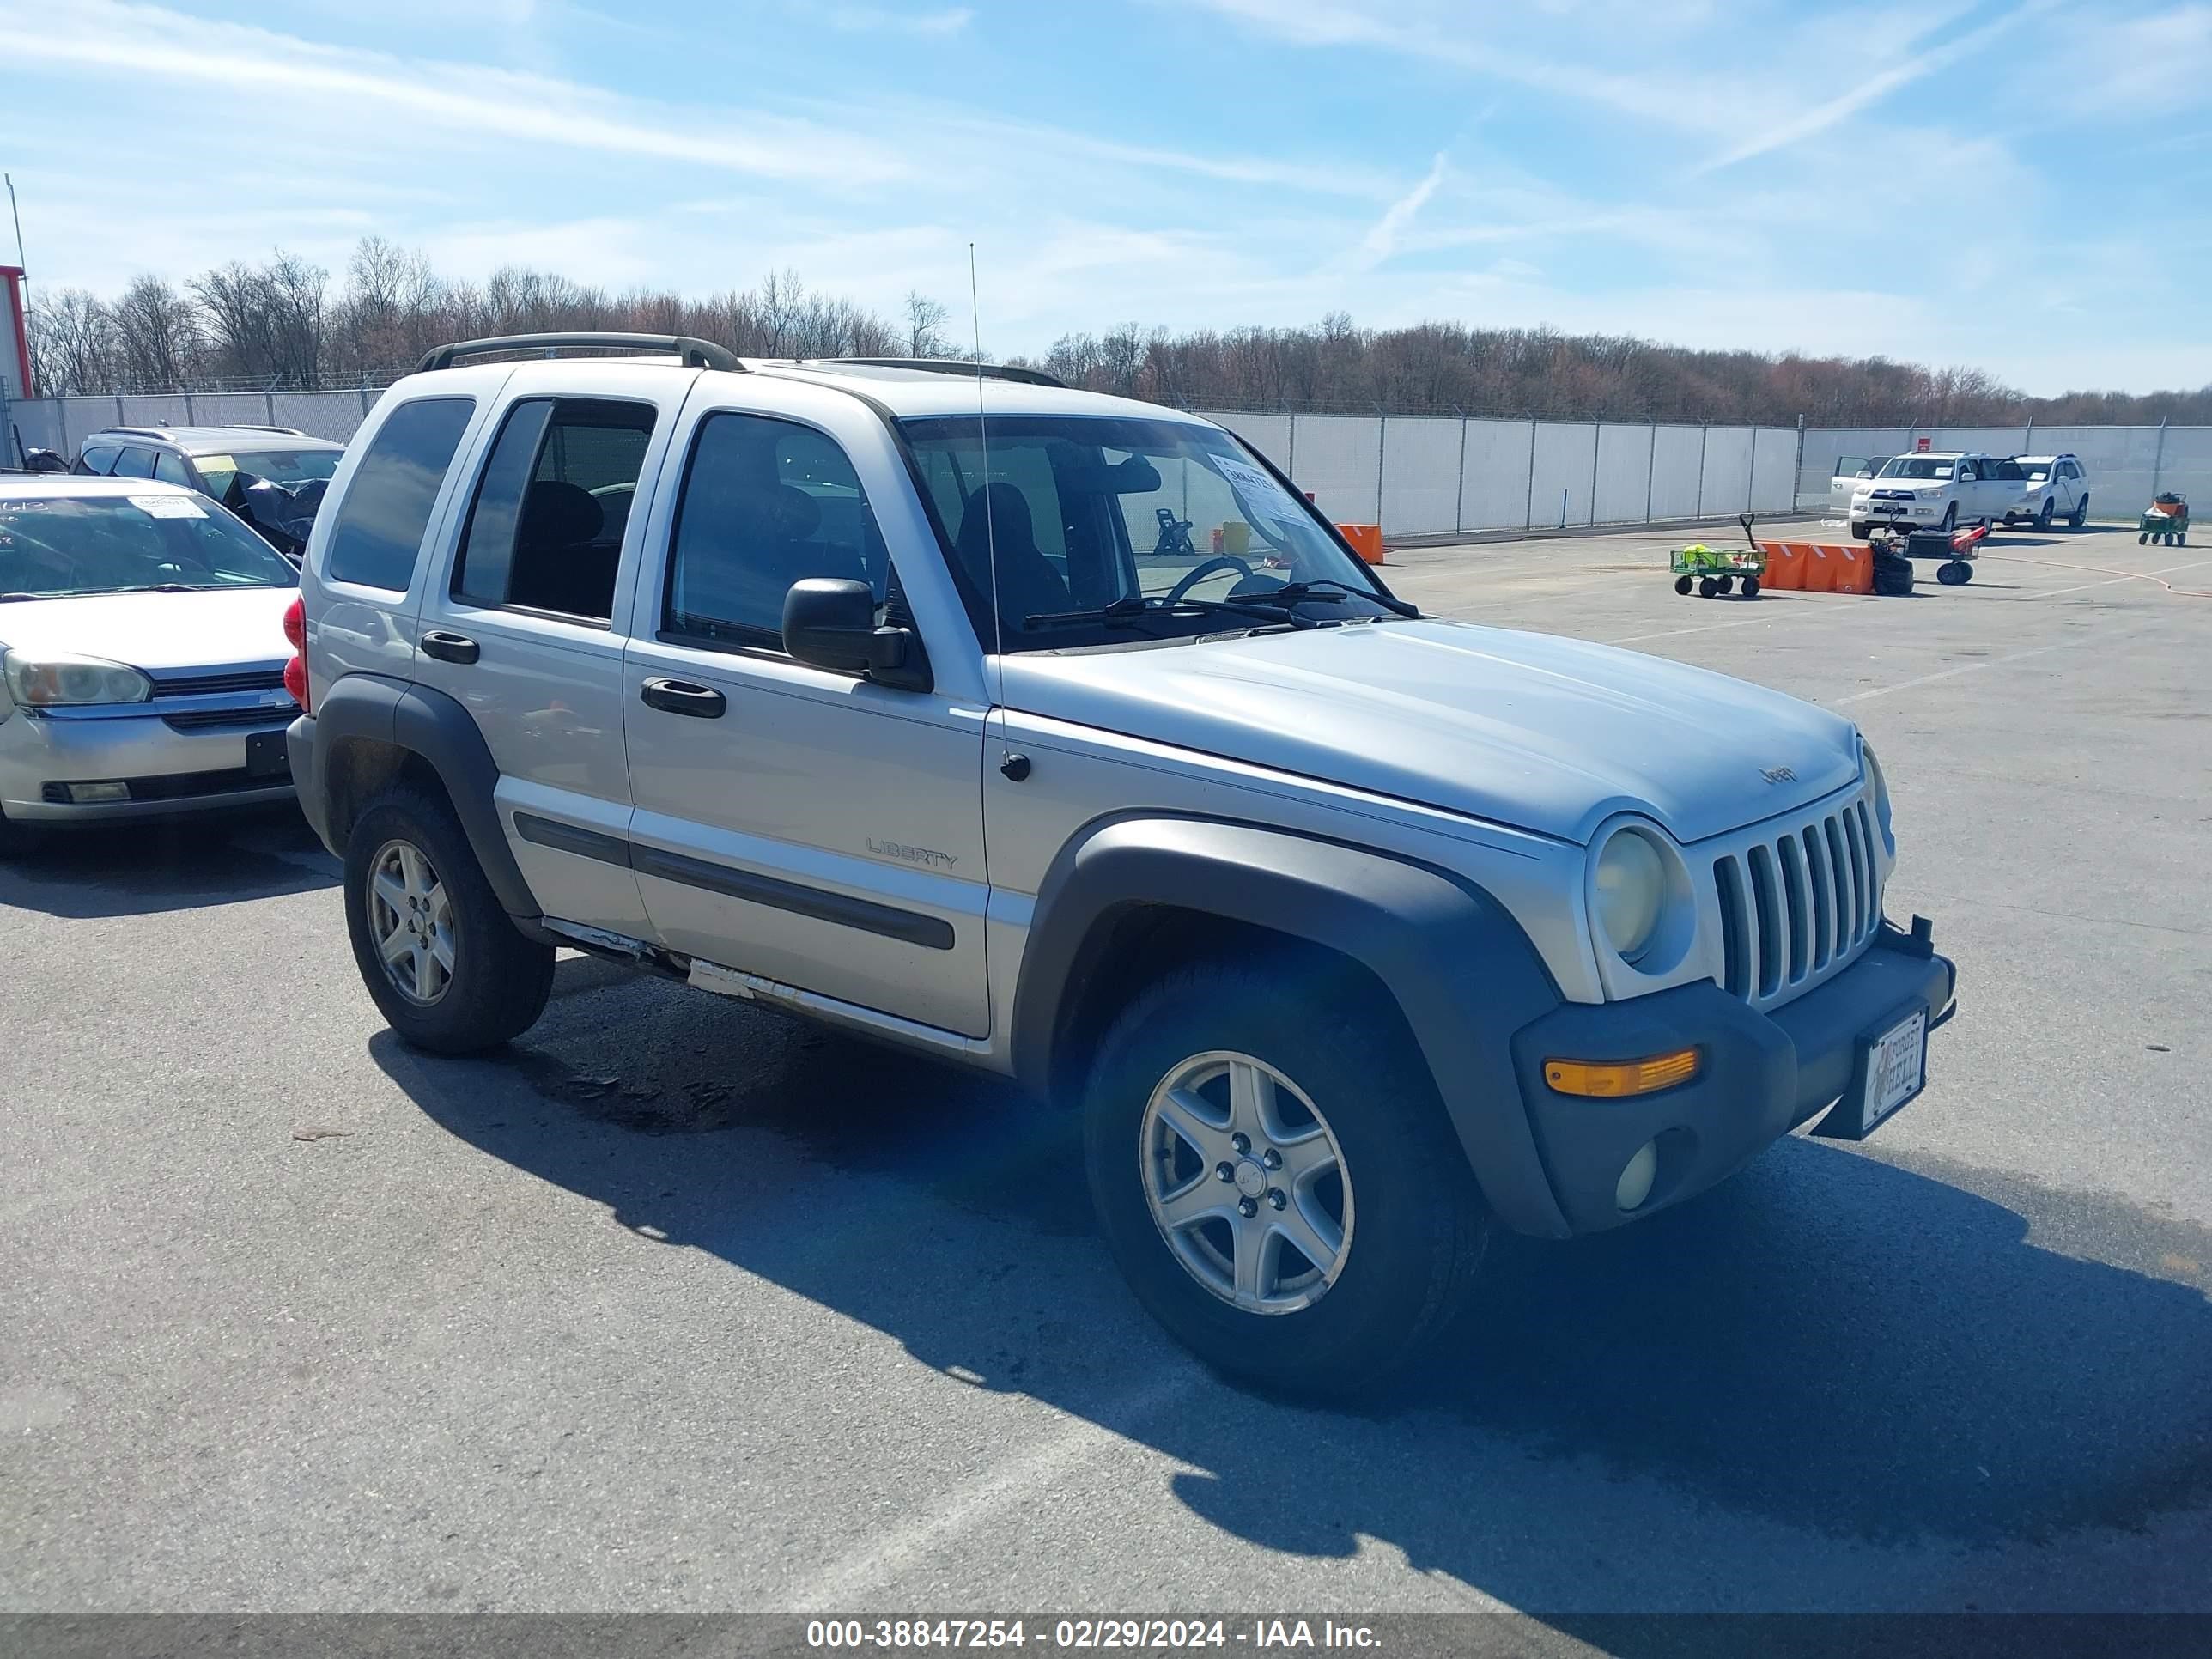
top-left (1877, 456), bottom-right (1958, 480)
top-left (898, 415), bottom-right (1400, 650)
top-left (198, 447), bottom-right (342, 496)
top-left (0, 493), bottom-right (300, 598)
top-left (2022, 462), bottom-right (2051, 482)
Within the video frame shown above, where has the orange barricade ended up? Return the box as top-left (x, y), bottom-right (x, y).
top-left (1338, 523), bottom-right (1385, 564)
top-left (1761, 540), bottom-right (1805, 590)
top-left (1798, 543), bottom-right (1838, 592)
top-left (1826, 543), bottom-right (1874, 594)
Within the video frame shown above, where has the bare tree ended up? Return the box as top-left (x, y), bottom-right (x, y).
top-left (903, 290), bottom-right (950, 358)
top-left (107, 276), bottom-right (202, 392)
top-left (26, 288), bottom-right (115, 396)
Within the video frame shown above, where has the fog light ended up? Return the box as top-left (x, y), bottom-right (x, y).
top-left (65, 781), bottom-right (131, 804)
top-left (1615, 1139), bottom-right (1659, 1212)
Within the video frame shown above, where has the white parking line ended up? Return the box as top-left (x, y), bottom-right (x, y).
top-left (792, 1367), bottom-right (1195, 1609)
top-left (1831, 640), bottom-right (2083, 705)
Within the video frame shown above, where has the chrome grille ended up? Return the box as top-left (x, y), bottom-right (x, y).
top-left (1711, 789), bottom-right (1885, 1011)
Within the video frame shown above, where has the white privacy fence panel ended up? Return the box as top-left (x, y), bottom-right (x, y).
top-left (1753, 428), bottom-right (1799, 514)
top-left (1460, 420), bottom-right (1534, 531)
top-left (119, 393), bottom-right (193, 428)
top-left (1530, 422), bottom-right (1597, 528)
top-left (1592, 424), bottom-right (1654, 524)
top-left (1380, 416), bottom-right (1463, 535)
top-left (1194, 410), bottom-right (1291, 468)
top-left (1648, 427), bottom-right (1706, 520)
top-left (274, 389), bottom-right (374, 441)
top-left (1291, 416), bottom-right (1381, 526)
top-left (1698, 427), bottom-right (1755, 520)
top-left (2152, 427), bottom-right (2212, 507)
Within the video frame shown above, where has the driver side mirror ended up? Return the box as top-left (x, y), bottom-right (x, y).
top-left (781, 578), bottom-right (929, 691)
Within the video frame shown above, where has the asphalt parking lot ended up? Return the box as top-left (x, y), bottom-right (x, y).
top-left (3, 516), bottom-right (2209, 1626)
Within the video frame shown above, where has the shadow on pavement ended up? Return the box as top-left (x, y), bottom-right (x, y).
top-left (0, 805), bottom-right (336, 920)
top-left (371, 964), bottom-right (2212, 1611)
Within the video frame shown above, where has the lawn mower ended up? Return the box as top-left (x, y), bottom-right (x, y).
top-left (1669, 514), bottom-right (1766, 599)
top-left (2139, 492), bottom-right (2189, 546)
top-left (1872, 521), bottom-right (1984, 586)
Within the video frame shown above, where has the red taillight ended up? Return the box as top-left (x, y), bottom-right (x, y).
top-left (283, 594), bottom-right (310, 711)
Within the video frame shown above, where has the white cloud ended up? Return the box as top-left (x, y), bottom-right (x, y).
top-left (1355, 153), bottom-right (1449, 269)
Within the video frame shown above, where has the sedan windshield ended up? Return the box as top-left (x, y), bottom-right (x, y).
top-left (1878, 457), bottom-right (1960, 480)
top-left (198, 447), bottom-right (342, 497)
top-left (898, 415), bottom-right (1402, 651)
top-left (0, 493), bottom-right (300, 599)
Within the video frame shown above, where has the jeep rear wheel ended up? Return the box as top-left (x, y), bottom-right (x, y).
top-left (1083, 961), bottom-right (1487, 1399)
top-left (343, 787), bottom-right (555, 1054)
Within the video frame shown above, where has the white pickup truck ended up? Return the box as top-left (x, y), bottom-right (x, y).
top-left (1847, 452), bottom-right (2016, 541)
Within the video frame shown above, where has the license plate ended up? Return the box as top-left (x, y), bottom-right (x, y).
top-left (245, 730), bottom-right (290, 779)
top-left (1863, 1010), bottom-right (1926, 1131)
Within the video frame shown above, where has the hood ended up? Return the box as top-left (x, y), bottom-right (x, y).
top-left (0, 586), bottom-right (295, 675)
top-left (1001, 619), bottom-right (1862, 845)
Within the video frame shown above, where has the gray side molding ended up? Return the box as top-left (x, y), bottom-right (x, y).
top-left (1012, 815), bottom-right (1572, 1238)
top-left (308, 673), bottom-right (540, 921)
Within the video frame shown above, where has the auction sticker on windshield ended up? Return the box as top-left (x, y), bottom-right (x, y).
top-left (131, 495), bottom-right (207, 519)
top-left (1211, 455), bottom-right (1304, 532)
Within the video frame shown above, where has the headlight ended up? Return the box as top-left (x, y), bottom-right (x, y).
top-left (1594, 827), bottom-right (1668, 962)
top-left (0, 650), bottom-right (154, 707)
top-left (1863, 742), bottom-right (1894, 852)
top-left (1917, 487), bottom-right (1943, 498)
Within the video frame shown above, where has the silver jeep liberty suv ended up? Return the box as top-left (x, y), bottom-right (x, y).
top-left (286, 333), bottom-right (1958, 1397)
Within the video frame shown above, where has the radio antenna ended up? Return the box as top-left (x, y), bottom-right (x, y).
top-left (969, 242), bottom-right (1006, 710)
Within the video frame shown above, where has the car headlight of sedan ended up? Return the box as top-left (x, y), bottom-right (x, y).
top-left (0, 650), bottom-right (154, 708)
top-left (1590, 823), bottom-right (1695, 971)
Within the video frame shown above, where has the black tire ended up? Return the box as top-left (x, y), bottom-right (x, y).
top-left (1716, 574), bottom-right (1735, 595)
top-left (1674, 574), bottom-right (1694, 595)
top-left (1939, 502), bottom-right (1958, 532)
top-left (2141, 532), bottom-right (2151, 544)
top-left (1083, 958), bottom-right (1489, 1400)
top-left (1937, 560), bottom-right (1969, 586)
top-left (343, 786), bottom-right (555, 1054)
top-left (2036, 497), bottom-right (2054, 530)
top-left (2071, 495), bottom-right (2088, 529)
top-left (1850, 521), bottom-right (1870, 541)
top-left (2180, 533), bottom-right (2189, 547)
top-left (1698, 575), bottom-right (1720, 598)
top-left (1741, 575), bottom-right (1760, 599)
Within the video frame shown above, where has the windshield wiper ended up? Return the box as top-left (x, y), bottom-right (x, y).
top-left (1264, 578), bottom-right (1419, 617)
top-left (103, 583), bottom-right (208, 595)
top-left (1023, 593), bottom-right (1322, 632)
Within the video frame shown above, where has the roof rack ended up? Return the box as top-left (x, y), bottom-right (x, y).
top-left (811, 357), bottom-right (1066, 389)
top-left (93, 423), bottom-right (308, 440)
top-left (417, 332), bottom-right (744, 374)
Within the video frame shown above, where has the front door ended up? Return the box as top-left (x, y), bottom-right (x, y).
top-left (620, 398), bottom-right (991, 1038)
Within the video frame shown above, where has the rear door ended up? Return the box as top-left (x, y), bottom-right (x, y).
top-left (407, 368), bottom-right (690, 937)
top-left (620, 379), bottom-right (992, 1037)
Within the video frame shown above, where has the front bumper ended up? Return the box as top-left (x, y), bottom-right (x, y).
top-left (0, 706), bottom-right (296, 823)
top-left (1856, 498), bottom-right (1944, 525)
top-left (1506, 923), bottom-right (1958, 1234)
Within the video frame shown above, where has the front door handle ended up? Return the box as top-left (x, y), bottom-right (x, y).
top-left (640, 677), bottom-right (726, 719)
top-left (419, 630), bottom-right (480, 665)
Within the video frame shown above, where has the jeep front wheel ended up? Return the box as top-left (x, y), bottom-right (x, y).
top-left (1083, 963), bottom-right (1488, 1399)
top-left (343, 787), bottom-right (555, 1054)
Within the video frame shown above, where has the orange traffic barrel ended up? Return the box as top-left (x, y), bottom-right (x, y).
top-left (1826, 543), bottom-right (1873, 595)
top-left (1338, 523), bottom-right (1385, 564)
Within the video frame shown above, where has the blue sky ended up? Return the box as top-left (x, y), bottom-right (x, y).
top-left (3, 0), bottom-right (2208, 393)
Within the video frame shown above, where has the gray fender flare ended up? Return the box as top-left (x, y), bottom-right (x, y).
top-left (303, 673), bottom-right (539, 921)
top-left (1011, 815), bottom-right (1572, 1238)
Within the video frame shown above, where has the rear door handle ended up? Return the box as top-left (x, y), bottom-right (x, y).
top-left (640, 677), bottom-right (726, 719)
top-left (419, 630), bottom-right (480, 665)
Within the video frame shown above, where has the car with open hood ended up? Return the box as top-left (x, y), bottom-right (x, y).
top-left (283, 334), bottom-right (1960, 1398)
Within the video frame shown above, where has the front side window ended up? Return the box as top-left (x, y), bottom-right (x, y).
top-left (453, 398), bottom-right (653, 623)
top-left (899, 415), bottom-right (1399, 652)
top-left (322, 397), bottom-right (475, 592)
top-left (111, 448), bottom-right (157, 479)
top-left (74, 447), bottom-right (120, 476)
top-left (0, 492), bottom-right (299, 598)
top-left (1836, 456), bottom-right (1871, 478)
top-left (154, 452), bottom-right (194, 489)
top-left (664, 412), bottom-right (888, 647)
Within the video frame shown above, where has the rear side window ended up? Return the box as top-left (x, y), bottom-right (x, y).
top-left (453, 398), bottom-right (654, 623)
top-left (323, 397), bottom-right (475, 591)
top-left (74, 446), bottom-right (120, 476)
top-left (154, 452), bottom-right (194, 489)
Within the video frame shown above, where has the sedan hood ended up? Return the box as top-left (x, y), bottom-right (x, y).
top-left (1002, 619), bottom-right (1862, 845)
top-left (0, 587), bottom-right (295, 675)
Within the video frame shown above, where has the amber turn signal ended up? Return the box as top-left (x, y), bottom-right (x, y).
top-left (1543, 1048), bottom-right (1699, 1098)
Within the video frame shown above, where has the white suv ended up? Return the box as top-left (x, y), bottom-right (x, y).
top-left (1847, 451), bottom-right (2016, 540)
top-left (285, 333), bottom-right (1958, 1396)
top-left (1999, 454), bottom-right (2092, 531)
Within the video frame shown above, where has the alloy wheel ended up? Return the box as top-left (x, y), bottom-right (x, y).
top-left (367, 837), bottom-right (457, 1006)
